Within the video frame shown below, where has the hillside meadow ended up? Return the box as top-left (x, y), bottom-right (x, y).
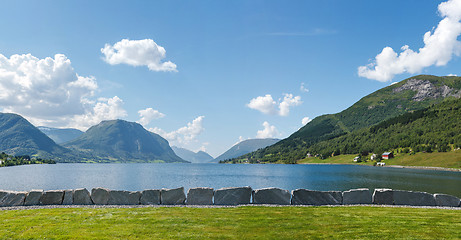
top-left (0, 206), bottom-right (459, 239)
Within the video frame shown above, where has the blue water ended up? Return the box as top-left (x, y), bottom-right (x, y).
top-left (0, 163), bottom-right (459, 197)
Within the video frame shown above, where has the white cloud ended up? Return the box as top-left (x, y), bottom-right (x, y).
top-left (247, 93), bottom-right (302, 116)
top-left (0, 53), bottom-right (128, 130)
top-left (447, 73), bottom-right (458, 76)
top-left (101, 39), bottom-right (177, 72)
top-left (256, 121), bottom-right (279, 139)
top-left (137, 107), bottom-right (165, 126)
top-left (300, 82), bottom-right (309, 93)
top-left (302, 117), bottom-right (312, 125)
top-left (358, 0), bottom-right (461, 82)
top-left (151, 116), bottom-right (205, 145)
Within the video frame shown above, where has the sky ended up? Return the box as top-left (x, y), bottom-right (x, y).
top-left (0, 0), bottom-right (460, 157)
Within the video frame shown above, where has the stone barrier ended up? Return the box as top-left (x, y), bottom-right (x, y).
top-left (291, 189), bottom-right (342, 205)
top-left (214, 187), bottom-right (252, 205)
top-left (253, 188), bottom-right (291, 205)
top-left (343, 188), bottom-right (372, 205)
top-left (0, 187), bottom-right (458, 207)
top-left (161, 187), bottom-right (186, 205)
top-left (186, 187), bottom-right (214, 205)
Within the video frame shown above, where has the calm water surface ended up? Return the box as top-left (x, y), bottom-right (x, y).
top-left (0, 163), bottom-right (459, 197)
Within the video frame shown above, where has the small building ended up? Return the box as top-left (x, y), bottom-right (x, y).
top-left (370, 154), bottom-right (378, 160)
top-left (306, 153), bottom-right (313, 158)
top-left (382, 152), bottom-right (394, 159)
top-left (353, 156), bottom-right (361, 162)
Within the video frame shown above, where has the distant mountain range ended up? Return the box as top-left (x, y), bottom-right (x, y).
top-left (212, 138), bottom-right (280, 162)
top-left (232, 75), bottom-right (461, 163)
top-left (172, 146), bottom-right (214, 163)
top-left (63, 120), bottom-right (187, 163)
top-left (38, 126), bottom-right (83, 144)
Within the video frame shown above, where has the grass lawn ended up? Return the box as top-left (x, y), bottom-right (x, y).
top-left (297, 150), bottom-right (461, 170)
top-left (0, 206), bottom-right (459, 239)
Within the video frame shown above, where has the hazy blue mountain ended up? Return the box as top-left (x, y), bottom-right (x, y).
top-left (213, 138), bottom-right (280, 162)
top-left (64, 119), bottom-right (187, 163)
top-left (38, 126), bottom-right (83, 144)
top-left (172, 146), bottom-right (214, 163)
top-left (0, 113), bottom-right (70, 159)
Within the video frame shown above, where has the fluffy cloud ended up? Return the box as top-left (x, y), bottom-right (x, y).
top-left (0, 53), bottom-right (128, 130)
top-left (302, 117), bottom-right (312, 125)
top-left (358, 0), bottom-right (461, 82)
top-left (101, 39), bottom-right (177, 72)
top-left (300, 82), bottom-right (309, 93)
top-left (448, 73), bottom-right (458, 76)
top-left (151, 116), bottom-right (205, 145)
top-left (256, 121), bottom-right (279, 139)
top-left (137, 107), bottom-right (165, 126)
top-left (247, 94), bottom-right (302, 116)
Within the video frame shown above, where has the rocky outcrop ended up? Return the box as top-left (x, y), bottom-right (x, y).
top-left (186, 188), bottom-right (214, 205)
top-left (253, 188), bottom-right (291, 205)
top-left (343, 188), bottom-right (372, 205)
top-left (40, 190), bottom-right (64, 205)
top-left (161, 187), bottom-right (186, 205)
top-left (91, 188), bottom-right (110, 205)
top-left (108, 190), bottom-right (141, 205)
top-left (393, 79), bottom-right (460, 102)
top-left (214, 187), bottom-right (252, 205)
top-left (140, 190), bottom-right (161, 205)
top-left (291, 189), bottom-right (342, 205)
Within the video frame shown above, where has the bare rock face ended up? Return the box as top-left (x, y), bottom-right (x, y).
top-left (40, 190), bottom-right (64, 205)
top-left (107, 190), bottom-right (141, 205)
top-left (73, 188), bottom-right (93, 205)
top-left (214, 187), bottom-right (252, 205)
top-left (393, 79), bottom-right (459, 102)
top-left (0, 191), bottom-right (27, 206)
top-left (161, 187), bottom-right (186, 205)
top-left (253, 188), bottom-right (291, 205)
top-left (62, 190), bottom-right (74, 205)
top-left (186, 188), bottom-right (214, 205)
top-left (342, 188), bottom-right (372, 205)
top-left (372, 188), bottom-right (393, 205)
top-left (140, 190), bottom-right (161, 205)
top-left (24, 190), bottom-right (43, 206)
top-left (91, 188), bottom-right (110, 205)
top-left (393, 190), bottom-right (436, 206)
top-left (291, 189), bottom-right (342, 205)
top-left (434, 193), bottom-right (460, 207)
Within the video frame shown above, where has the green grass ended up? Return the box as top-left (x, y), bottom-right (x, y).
top-left (297, 150), bottom-right (461, 169)
top-left (0, 206), bottom-right (459, 239)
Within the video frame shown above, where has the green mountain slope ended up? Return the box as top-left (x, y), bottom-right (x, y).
top-left (38, 126), bottom-right (83, 144)
top-left (0, 113), bottom-right (71, 159)
top-left (213, 138), bottom-right (280, 163)
top-left (172, 146), bottom-right (214, 163)
top-left (64, 120), bottom-right (187, 163)
top-left (233, 75), bottom-right (461, 163)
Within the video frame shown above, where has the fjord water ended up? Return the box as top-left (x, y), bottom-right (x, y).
top-left (0, 163), bottom-right (460, 198)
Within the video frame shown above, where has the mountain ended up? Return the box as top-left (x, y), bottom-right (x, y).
top-left (0, 113), bottom-right (70, 159)
top-left (172, 146), bottom-right (214, 163)
top-left (64, 120), bottom-right (187, 163)
top-left (232, 75), bottom-right (461, 163)
top-left (38, 126), bottom-right (83, 144)
top-left (213, 138), bottom-right (280, 162)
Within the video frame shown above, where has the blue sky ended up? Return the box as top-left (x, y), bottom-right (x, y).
top-left (0, 0), bottom-right (460, 157)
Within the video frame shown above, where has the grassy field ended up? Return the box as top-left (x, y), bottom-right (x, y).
top-left (0, 206), bottom-right (459, 239)
top-left (297, 150), bottom-right (461, 169)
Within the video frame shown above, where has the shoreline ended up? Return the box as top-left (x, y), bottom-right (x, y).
top-left (298, 162), bottom-right (461, 172)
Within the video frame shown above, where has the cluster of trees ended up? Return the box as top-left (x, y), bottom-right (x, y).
top-left (0, 152), bottom-right (56, 167)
